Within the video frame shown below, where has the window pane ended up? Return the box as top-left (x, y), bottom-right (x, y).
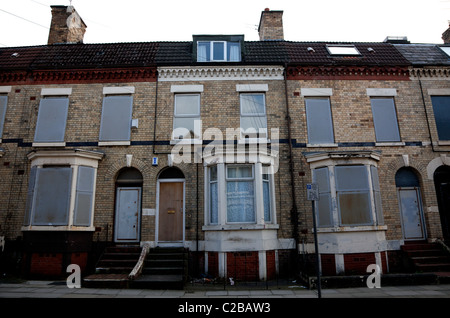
top-left (371, 98), bottom-right (400, 142)
top-left (335, 166), bottom-right (369, 190)
top-left (371, 166), bottom-right (384, 225)
top-left (327, 45), bottom-right (360, 55)
top-left (263, 180), bottom-right (271, 222)
top-left (241, 94), bottom-right (265, 115)
top-left (431, 96), bottom-right (450, 140)
top-left (74, 166), bottom-right (95, 226)
top-left (314, 167), bottom-right (330, 193)
top-left (33, 167), bottom-right (72, 226)
top-left (175, 95), bottom-right (200, 116)
top-left (227, 165), bottom-right (252, 179)
top-left (318, 193), bottom-right (333, 227)
top-left (305, 98), bottom-right (334, 144)
top-left (228, 42), bottom-right (241, 61)
top-left (24, 166), bottom-right (37, 226)
top-left (338, 192), bottom-right (372, 225)
top-left (197, 42), bottom-right (210, 62)
top-left (210, 182), bottom-right (218, 224)
top-left (99, 95), bottom-right (132, 141)
top-left (227, 181), bottom-right (255, 222)
top-left (0, 96), bottom-right (7, 138)
top-left (213, 42), bottom-right (225, 61)
top-left (210, 165), bottom-right (217, 181)
top-left (34, 97), bottom-right (69, 142)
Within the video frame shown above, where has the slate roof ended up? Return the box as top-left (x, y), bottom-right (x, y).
top-left (0, 40), bottom-right (410, 71)
top-left (394, 44), bottom-right (450, 66)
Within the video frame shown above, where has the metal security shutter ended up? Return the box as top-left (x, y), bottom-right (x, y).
top-left (370, 98), bottom-right (401, 142)
top-left (0, 96), bottom-right (7, 138)
top-left (32, 167), bottom-right (72, 226)
top-left (305, 98), bottom-right (334, 144)
top-left (34, 97), bottom-right (69, 142)
top-left (23, 166), bottom-right (37, 226)
top-left (73, 166), bottom-right (95, 226)
top-left (99, 95), bottom-right (133, 141)
top-left (430, 96), bottom-right (450, 141)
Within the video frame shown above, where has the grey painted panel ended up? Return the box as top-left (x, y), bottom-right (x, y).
top-left (99, 95), bottom-right (132, 141)
top-left (34, 97), bottom-right (69, 142)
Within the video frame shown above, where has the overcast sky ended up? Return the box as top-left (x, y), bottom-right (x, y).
top-left (1, 0), bottom-right (450, 47)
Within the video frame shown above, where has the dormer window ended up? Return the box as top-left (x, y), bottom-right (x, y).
top-left (194, 35), bottom-right (244, 63)
top-left (326, 44), bottom-right (361, 56)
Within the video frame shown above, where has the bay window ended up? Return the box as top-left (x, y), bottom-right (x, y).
top-left (23, 149), bottom-right (103, 231)
top-left (307, 151), bottom-right (384, 228)
top-left (205, 163), bottom-right (276, 227)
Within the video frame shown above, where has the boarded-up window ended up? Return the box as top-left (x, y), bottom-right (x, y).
top-left (73, 166), bottom-right (95, 226)
top-left (371, 166), bottom-right (384, 225)
top-left (32, 167), bottom-right (72, 226)
top-left (209, 165), bottom-right (218, 224)
top-left (370, 98), bottom-right (401, 142)
top-left (305, 98), bottom-right (334, 144)
top-left (430, 96), bottom-right (450, 141)
top-left (23, 166), bottom-right (37, 226)
top-left (99, 95), bottom-right (133, 141)
top-left (0, 95), bottom-right (7, 138)
top-left (314, 167), bottom-right (333, 227)
top-left (34, 97), bottom-right (69, 143)
top-left (335, 165), bottom-right (372, 226)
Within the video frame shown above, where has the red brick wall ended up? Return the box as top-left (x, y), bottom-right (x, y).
top-left (30, 253), bottom-right (63, 276)
top-left (344, 253), bottom-right (376, 275)
top-left (227, 251), bottom-right (259, 281)
top-left (70, 252), bottom-right (88, 274)
top-left (320, 254), bottom-right (336, 276)
top-left (207, 252), bottom-right (219, 277)
top-left (266, 250), bottom-right (276, 280)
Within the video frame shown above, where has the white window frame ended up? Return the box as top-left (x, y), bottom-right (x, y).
top-left (239, 92), bottom-right (268, 142)
top-left (171, 93), bottom-right (202, 143)
top-left (306, 151), bottom-right (385, 232)
top-left (197, 41), bottom-right (241, 62)
top-left (203, 161), bottom-right (277, 229)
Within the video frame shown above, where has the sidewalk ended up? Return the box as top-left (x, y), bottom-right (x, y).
top-left (1, 280), bottom-right (450, 298)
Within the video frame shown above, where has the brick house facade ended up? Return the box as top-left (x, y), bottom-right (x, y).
top-left (0, 6), bottom-right (449, 281)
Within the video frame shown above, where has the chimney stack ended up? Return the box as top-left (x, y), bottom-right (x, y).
top-left (442, 21), bottom-right (450, 44)
top-left (258, 8), bottom-right (284, 41)
top-left (47, 5), bottom-right (87, 45)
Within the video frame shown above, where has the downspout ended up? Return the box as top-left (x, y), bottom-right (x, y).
top-left (284, 64), bottom-right (299, 251)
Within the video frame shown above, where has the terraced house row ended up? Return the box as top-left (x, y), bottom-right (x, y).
top-left (0, 6), bottom-right (449, 285)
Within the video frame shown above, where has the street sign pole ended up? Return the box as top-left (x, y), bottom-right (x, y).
top-left (307, 183), bottom-right (321, 298)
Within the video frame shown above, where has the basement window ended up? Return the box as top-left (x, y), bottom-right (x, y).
top-left (326, 45), bottom-right (361, 56)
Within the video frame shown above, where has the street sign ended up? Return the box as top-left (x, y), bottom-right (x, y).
top-left (307, 183), bottom-right (319, 201)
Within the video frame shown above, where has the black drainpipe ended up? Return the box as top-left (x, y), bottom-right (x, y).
top-left (284, 64), bottom-right (300, 251)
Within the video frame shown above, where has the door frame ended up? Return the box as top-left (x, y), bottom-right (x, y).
top-left (397, 186), bottom-right (427, 241)
top-left (114, 187), bottom-right (142, 243)
top-left (156, 178), bottom-right (185, 246)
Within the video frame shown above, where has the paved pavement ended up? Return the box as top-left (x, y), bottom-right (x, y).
top-left (1, 280), bottom-right (450, 298)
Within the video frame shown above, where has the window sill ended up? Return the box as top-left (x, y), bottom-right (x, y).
top-left (21, 225), bottom-right (95, 232)
top-left (32, 142), bottom-right (66, 147)
top-left (307, 143), bottom-right (338, 148)
top-left (98, 141), bottom-right (131, 146)
top-left (438, 140), bottom-right (450, 146)
top-left (316, 225), bottom-right (387, 233)
top-left (375, 142), bottom-right (405, 147)
top-left (202, 224), bottom-right (279, 231)
top-left (170, 139), bottom-right (203, 145)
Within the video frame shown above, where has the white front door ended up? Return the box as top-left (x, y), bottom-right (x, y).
top-left (114, 187), bottom-right (141, 242)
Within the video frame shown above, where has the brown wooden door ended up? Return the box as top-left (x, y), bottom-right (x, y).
top-left (158, 182), bottom-right (183, 242)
